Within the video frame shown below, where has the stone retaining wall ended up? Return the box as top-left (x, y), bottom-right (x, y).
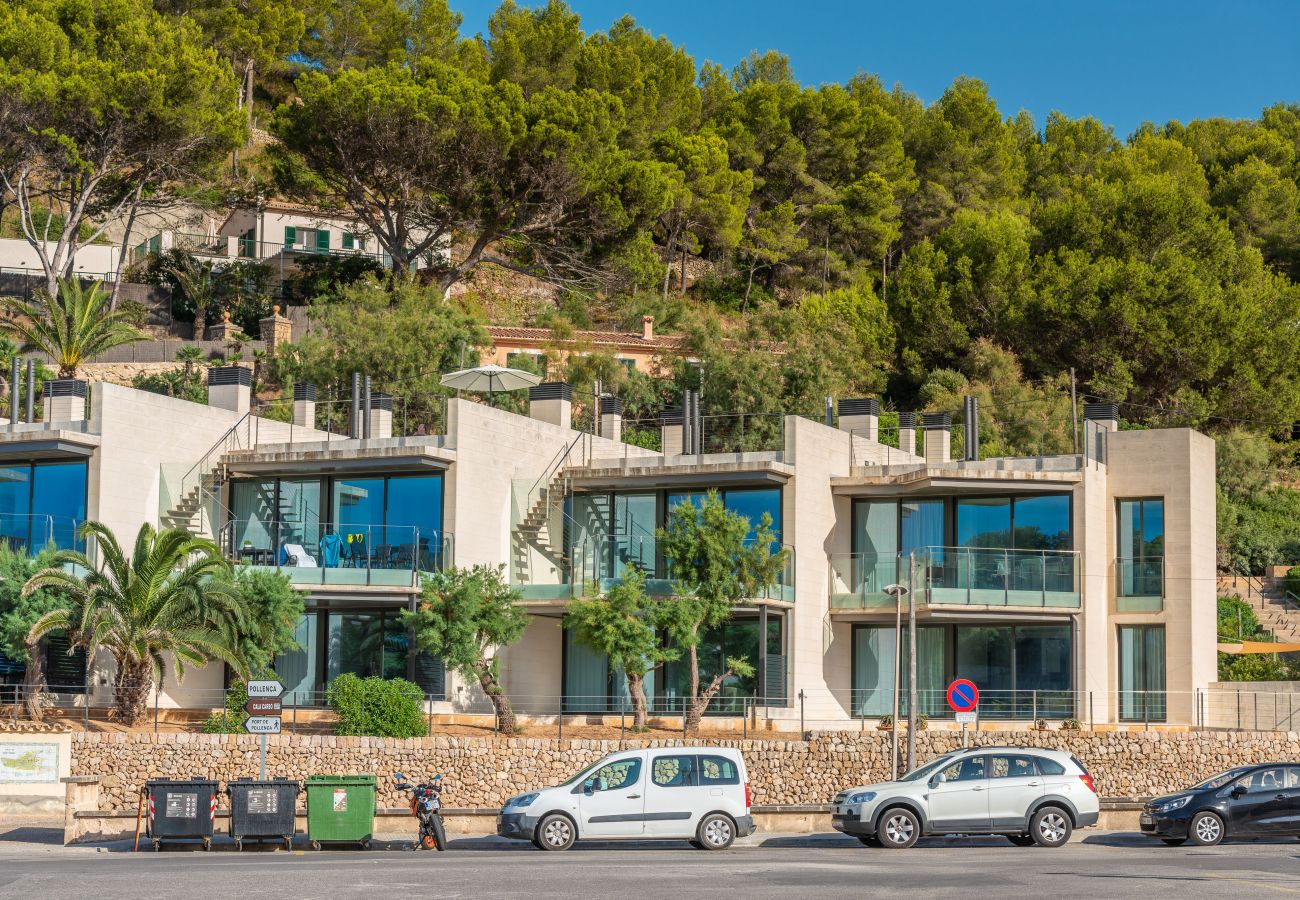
top-left (72, 730), bottom-right (1300, 812)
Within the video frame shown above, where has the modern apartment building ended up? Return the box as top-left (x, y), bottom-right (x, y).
top-left (0, 375), bottom-right (1215, 728)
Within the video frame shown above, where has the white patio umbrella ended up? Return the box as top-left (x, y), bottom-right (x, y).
top-left (439, 364), bottom-right (541, 403)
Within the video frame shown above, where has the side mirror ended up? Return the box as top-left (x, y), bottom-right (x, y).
top-left (1230, 784), bottom-right (1247, 798)
top-left (583, 779), bottom-right (595, 794)
top-left (931, 773), bottom-right (947, 786)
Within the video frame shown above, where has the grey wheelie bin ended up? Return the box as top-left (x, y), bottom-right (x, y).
top-left (226, 778), bottom-right (301, 851)
top-left (143, 778), bottom-right (219, 851)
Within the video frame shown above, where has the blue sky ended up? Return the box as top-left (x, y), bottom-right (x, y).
top-left (454, 0), bottom-right (1300, 137)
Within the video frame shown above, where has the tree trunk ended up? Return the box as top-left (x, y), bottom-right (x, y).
top-left (686, 668), bottom-right (733, 736)
top-left (192, 305), bottom-right (207, 341)
top-left (110, 183), bottom-right (144, 308)
top-left (626, 672), bottom-right (649, 730)
top-left (244, 59), bottom-right (255, 134)
top-left (115, 658), bottom-right (153, 726)
top-left (20, 639), bottom-right (45, 722)
top-left (473, 659), bottom-right (516, 734)
top-left (660, 227), bottom-right (677, 302)
top-left (683, 643), bottom-right (702, 733)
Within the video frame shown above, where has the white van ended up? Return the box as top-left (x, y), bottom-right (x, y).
top-left (497, 748), bottom-right (756, 850)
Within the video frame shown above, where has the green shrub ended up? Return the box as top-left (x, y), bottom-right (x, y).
top-left (326, 673), bottom-right (426, 738)
top-left (1284, 565), bottom-right (1300, 597)
top-left (202, 682), bottom-right (248, 734)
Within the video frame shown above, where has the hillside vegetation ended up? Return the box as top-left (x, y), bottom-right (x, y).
top-left (3, 0), bottom-right (1300, 570)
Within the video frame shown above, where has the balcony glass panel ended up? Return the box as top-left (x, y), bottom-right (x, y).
top-left (925, 547), bottom-right (1080, 608)
top-left (828, 553), bottom-right (901, 609)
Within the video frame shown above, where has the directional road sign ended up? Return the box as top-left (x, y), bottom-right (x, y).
top-left (946, 679), bottom-right (979, 713)
top-left (247, 680), bottom-right (285, 698)
top-left (244, 716), bottom-right (282, 735)
top-left (244, 698), bottom-right (282, 716)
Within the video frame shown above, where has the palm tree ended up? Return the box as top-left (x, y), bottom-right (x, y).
top-left (164, 254), bottom-right (229, 341)
top-left (0, 279), bottom-right (145, 378)
top-left (25, 522), bottom-right (251, 726)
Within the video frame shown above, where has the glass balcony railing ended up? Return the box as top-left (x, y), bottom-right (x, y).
top-left (828, 547), bottom-right (1081, 609)
top-left (219, 519), bottom-right (451, 587)
top-left (0, 513), bottom-right (84, 555)
top-left (923, 546), bottom-right (1081, 608)
top-left (828, 553), bottom-right (906, 609)
top-left (1116, 556), bottom-right (1163, 612)
top-left (566, 534), bottom-right (796, 603)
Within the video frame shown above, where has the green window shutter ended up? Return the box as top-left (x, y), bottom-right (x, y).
top-left (316, 229), bottom-right (329, 252)
top-left (342, 232), bottom-right (355, 250)
top-left (284, 226), bottom-right (296, 246)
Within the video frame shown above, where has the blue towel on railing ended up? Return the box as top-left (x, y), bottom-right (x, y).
top-left (319, 533), bottom-right (342, 568)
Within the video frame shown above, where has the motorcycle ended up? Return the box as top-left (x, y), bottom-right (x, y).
top-left (395, 773), bottom-right (448, 851)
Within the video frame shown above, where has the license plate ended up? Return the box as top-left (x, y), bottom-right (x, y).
top-left (1139, 815), bottom-right (1153, 826)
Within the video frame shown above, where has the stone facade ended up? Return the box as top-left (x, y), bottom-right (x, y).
top-left (72, 729), bottom-right (1300, 813)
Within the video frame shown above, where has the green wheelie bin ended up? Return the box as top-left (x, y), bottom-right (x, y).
top-left (305, 775), bottom-right (376, 850)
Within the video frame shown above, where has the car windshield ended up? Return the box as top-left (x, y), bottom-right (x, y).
top-left (1192, 767), bottom-right (1252, 790)
top-left (898, 755), bottom-right (957, 782)
top-left (557, 753), bottom-right (618, 788)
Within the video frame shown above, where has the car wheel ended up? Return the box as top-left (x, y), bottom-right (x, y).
top-left (1189, 812), bottom-right (1224, 847)
top-left (877, 808), bottom-right (920, 849)
top-left (1006, 834), bottom-right (1037, 847)
top-left (856, 835), bottom-right (882, 847)
top-left (535, 814), bottom-right (576, 851)
top-left (1162, 838), bottom-right (1187, 846)
top-left (696, 813), bottom-right (735, 850)
top-left (1030, 807), bottom-right (1072, 847)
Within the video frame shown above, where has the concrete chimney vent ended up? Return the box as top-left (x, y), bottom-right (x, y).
top-left (897, 412), bottom-right (917, 456)
top-left (837, 398), bottom-right (879, 440)
top-left (45, 378), bottom-right (87, 424)
top-left (599, 395), bottom-right (624, 443)
top-left (660, 407), bottom-right (683, 456)
top-left (922, 413), bottom-right (952, 464)
top-left (368, 392), bottom-right (393, 439)
top-left (293, 383), bottom-right (316, 429)
top-left (641, 315), bottom-right (654, 341)
top-left (528, 382), bottom-right (573, 428)
top-left (1083, 401), bottom-right (1119, 432)
top-left (207, 365), bottom-right (251, 413)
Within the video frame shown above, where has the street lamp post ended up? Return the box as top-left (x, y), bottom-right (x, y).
top-left (883, 582), bottom-right (909, 778)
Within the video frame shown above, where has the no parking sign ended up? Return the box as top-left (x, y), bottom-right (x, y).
top-left (946, 679), bottom-right (979, 713)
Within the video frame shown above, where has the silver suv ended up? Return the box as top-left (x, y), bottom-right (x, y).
top-left (832, 747), bottom-right (1099, 849)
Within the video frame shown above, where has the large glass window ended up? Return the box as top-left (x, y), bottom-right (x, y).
top-left (0, 465), bottom-right (31, 550)
top-left (659, 616), bottom-right (781, 713)
top-left (275, 613), bottom-right (318, 704)
top-left (852, 623), bottom-right (1074, 719)
top-left (612, 493), bottom-right (656, 578)
top-left (1119, 625), bottom-right (1165, 722)
top-left (564, 626), bottom-right (611, 712)
top-left (0, 461), bottom-right (86, 552)
top-left (232, 473), bottom-right (443, 570)
top-left (385, 475), bottom-right (443, 569)
top-left (1118, 498), bottom-right (1164, 597)
top-left (231, 479), bottom-right (285, 564)
top-left (851, 624), bottom-right (945, 717)
top-left (1013, 495), bottom-right (1071, 550)
top-left (956, 498), bottom-right (1011, 549)
top-left (900, 499), bottom-right (944, 557)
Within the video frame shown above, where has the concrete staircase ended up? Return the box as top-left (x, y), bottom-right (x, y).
top-left (1219, 574), bottom-right (1300, 642)
top-left (511, 470), bottom-right (572, 584)
top-left (159, 465), bottom-right (224, 539)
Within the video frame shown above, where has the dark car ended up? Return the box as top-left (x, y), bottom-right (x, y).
top-left (1140, 764), bottom-right (1300, 846)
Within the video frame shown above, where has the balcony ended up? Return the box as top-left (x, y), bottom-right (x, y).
top-left (829, 547), bottom-right (1081, 610)
top-left (1115, 557), bottom-right (1163, 612)
top-left (219, 520), bottom-right (451, 588)
top-left (512, 533), bottom-right (796, 603)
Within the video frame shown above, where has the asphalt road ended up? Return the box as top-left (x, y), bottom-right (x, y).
top-left (1, 831), bottom-right (1298, 899)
